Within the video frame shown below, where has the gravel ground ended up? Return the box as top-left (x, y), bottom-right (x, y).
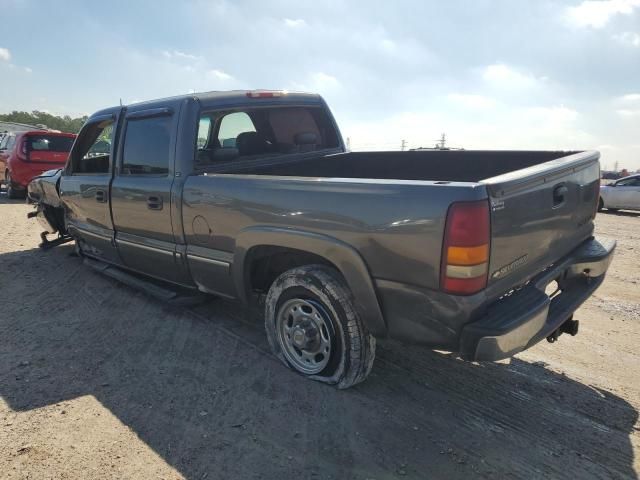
top-left (0, 193), bottom-right (638, 479)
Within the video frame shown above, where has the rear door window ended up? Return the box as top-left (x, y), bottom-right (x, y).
top-left (121, 116), bottom-right (171, 175)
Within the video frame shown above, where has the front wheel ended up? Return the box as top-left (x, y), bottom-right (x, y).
top-left (265, 265), bottom-right (376, 389)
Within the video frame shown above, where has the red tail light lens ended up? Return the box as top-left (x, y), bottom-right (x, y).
top-left (19, 140), bottom-right (28, 161)
top-left (441, 200), bottom-right (491, 295)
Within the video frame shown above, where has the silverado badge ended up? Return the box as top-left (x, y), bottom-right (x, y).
top-left (492, 254), bottom-right (529, 279)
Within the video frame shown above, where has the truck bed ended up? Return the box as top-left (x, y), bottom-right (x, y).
top-left (194, 148), bottom-right (601, 308)
top-left (218, 150), bottom-right (581, 183)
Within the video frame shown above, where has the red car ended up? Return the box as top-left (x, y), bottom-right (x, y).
top-left (0, 131), bottom-right (76, 198)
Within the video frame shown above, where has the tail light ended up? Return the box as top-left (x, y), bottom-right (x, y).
top-left (441, 200), bottom-right (490, 295)
top-left (18, 140), bottom-right (29, 161)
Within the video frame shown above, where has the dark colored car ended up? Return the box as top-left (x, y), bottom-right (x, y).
top-left (27, 90), bottom-right (615, 388)
top-left (0, 130), bottom-right (76, 198)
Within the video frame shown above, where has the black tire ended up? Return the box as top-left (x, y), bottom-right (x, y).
top-left (598, 198), bottom-right (604, 212)
top-left (74, 238), bottom-right (84, 258)
top-left (265, 265), bottom-right (376, 389)
top-left (608, 208), bottom-right (619, 213)
top-left (5, 170), bottom-right (20, 199)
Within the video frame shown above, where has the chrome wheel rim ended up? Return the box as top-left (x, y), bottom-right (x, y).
top-left (276, 298), bottom-right (333, 375)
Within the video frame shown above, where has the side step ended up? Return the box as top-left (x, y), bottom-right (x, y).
top-left (83, 257), bottom-right (208, 306)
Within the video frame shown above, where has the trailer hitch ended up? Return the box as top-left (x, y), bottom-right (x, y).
top-left (547, 317), bottom-right (580, 343)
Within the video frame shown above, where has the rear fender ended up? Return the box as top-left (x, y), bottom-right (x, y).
top-left (233, 226), bottom-right (387, 336)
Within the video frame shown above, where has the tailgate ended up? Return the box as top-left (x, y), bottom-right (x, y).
top-left (482, 151), bottom-right (600, 294)
top-left (29, 150), bottom-right (69, 163)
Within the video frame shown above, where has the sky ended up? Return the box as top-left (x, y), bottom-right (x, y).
top-left (0, 0), bottom-right (639, 170)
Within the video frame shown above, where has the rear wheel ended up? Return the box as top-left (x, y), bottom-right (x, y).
top-left (265, 265), bottom-right (376, 389)
top-left (4, 170), bottom-right (21, 199)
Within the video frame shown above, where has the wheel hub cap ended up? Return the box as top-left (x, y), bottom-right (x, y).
top-left (275, 298), bottom-right (333, 375)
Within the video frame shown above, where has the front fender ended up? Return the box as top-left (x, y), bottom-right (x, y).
top-left (233, 226), bottom-right (387, 337)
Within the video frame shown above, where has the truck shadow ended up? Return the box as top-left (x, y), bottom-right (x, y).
top-left (0, 245), bottom-right (637, 479)
top-left (0, 190), bottom-right (28, 204)
top-left (600, 209), bottom-right (640, 218)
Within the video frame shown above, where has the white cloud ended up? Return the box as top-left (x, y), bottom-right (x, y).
top-left (379, 39), bottom-right (396, 53)
top-left (283, 18), bottom-right (306, 28)
top-left (482, 64), bottom-right (540, 89)
top-left (566, 0), bottom-right (640, 28)
top-left (312, 72), bottom-right (339, 87)
top-left (293, 72), bottom-right (340, 93)
top-left (527, 105), bottom-right (579, 124)
top-left (447, 93), bottom-right (496, 109)
top-left (161, 50), bottom-right (201, 61)
top-left (617, 108), bottom-right (640, 116)
top-left (23, 66), bottom-right (32, 73)
top-left (613, 31), bottom-right (640, 46)
top-left (0, 47), bottom-right (11, 62)
top-left (617, 93), bottom-right (640, 102)
top-left (207, 69), bottom-right (233, 80)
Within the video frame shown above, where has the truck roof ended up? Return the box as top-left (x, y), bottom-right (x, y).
top-left (90, 90), bottom-right (323, 119)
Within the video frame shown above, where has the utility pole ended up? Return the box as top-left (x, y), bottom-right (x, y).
top-left (346, 137), bottom-right (351, 151)
top-left (401, 139), bottom-right (407, 151)
top-left (614, 160), bottom-right (619, 172)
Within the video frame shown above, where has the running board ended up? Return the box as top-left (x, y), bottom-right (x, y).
top-left (83, 257), bottom-right (208, 306)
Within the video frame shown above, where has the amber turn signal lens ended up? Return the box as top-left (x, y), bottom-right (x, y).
top-left (447, 244), bottom-right (489, 266)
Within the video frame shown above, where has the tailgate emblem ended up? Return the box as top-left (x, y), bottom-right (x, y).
top-left (492, 254), bottom-right (528, 279)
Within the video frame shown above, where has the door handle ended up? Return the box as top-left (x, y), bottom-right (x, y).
top-left (147, 195), bottom-right (163, 210)
top-left (553, 184), bottom-right (568, 207)
top-left (95, 189), bottom-right (107, 203)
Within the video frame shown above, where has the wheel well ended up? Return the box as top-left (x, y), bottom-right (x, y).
top-left (245, 246), bottom-right (336, 296)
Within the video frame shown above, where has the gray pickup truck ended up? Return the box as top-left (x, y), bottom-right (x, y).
top-left (28, 90), bottom-right (615, 388)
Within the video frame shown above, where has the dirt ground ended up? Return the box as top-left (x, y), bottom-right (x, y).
top-left (0, 193), bottom-right (638, 480)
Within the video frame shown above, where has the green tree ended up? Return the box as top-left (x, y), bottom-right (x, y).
top-left (0, 110), bottom-right (88, 133)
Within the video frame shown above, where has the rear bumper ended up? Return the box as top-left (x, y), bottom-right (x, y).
top-left (459, 236), bottom-right (616, 361)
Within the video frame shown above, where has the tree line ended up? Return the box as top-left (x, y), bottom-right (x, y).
top-left (0, 110), bottom-right (87, 133)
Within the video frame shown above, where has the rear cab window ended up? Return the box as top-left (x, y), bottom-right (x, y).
top-left (195, 105), bottom-right (339, 168)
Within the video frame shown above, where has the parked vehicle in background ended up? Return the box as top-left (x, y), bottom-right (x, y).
top-left (599, 174), bottom-right (640, 212)
top-left (27, 90), bottom-right (615, 388)
top-left (0, 131), bottom-right (76, 198)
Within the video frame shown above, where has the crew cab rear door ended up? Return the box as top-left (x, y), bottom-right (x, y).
top-left (60, 111), bottom-right (122, 265)
top-left (482, 151), bottom-right (601, 296)
top-left (110, 104), bottom-right (192, 285)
